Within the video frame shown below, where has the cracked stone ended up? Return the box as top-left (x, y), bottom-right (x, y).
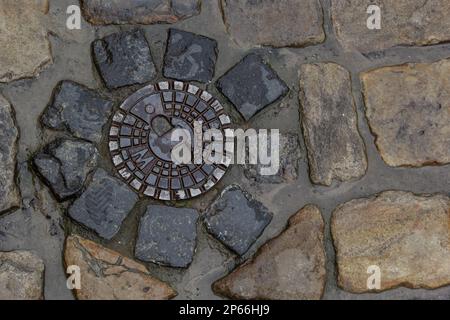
top-left (64, 235), bottom-right (177, 300)
top-left (68, 169), bottom-right (138, 240)
top-left (41, 81), bottom-right (113, 143)
top-left (213, 205), bottom-right (326, 300)
top-left (204, 185), bottom-right (273, 256)
top-left (0, 95), bottom-right (20, 214)
top-left (81, 0), bottom-right (201, 25)
top-left (220, 0), bottom-right (325, 48)
top-left (332, 191), bottom-right (450, 293)
top-left (135, 205), bottom-right (199, 268)
top-left (163, 29), bottom-right (218, 83)
top-left (244, 133), bottom-right (301, 184)
top-left (33, 139), bottom-right (99, 201)
top-left (331, 0), bottom-right (450, 53)
top-left (217, 54), bottom-right (288, 121)
top-left (92, 29), bottom-right (157, 89)
top-left (0, 0), bottom-right (52, 82)
top-left (0, 251), bottom-right (44, 300)
top-left (299, 63), bottom-right (367, 186)
top-left (362, 59), bottom-right (450, 167)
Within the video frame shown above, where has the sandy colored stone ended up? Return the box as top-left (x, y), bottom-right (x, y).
top-left (81, 0), bottom-right (201, 25)
top-left (0, 251), bottom-right (45, 300)
top-left (64, 235), bottom-right (177, 300)
top-left (0, 0), bottom-right (52, 82)
top-left (220, 0), bottom-right (325, 48)
top-left (0, 95), bottom-right (20, 214)
top-left (299, 63), bottom-right (367, 186)
top-left (213, 205), bottom-right (326, 300)
top-left (362, 59), bottom-right (450, 167)
top-left (331, 0), bottom-right (450, 53)
top-left (332, 191), bottom-right (450, 293)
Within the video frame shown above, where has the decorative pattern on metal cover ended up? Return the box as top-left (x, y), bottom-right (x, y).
top-left (108, 81), bottom-right (231, 200)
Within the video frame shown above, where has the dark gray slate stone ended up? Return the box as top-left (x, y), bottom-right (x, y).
top-left (41, 81), bottom-right (113, 143)
top-left (216, 54), bottom-right (288, 121)
top-left (135, 205), bottom-right (199, 268)
top-left (68, 169), bottom-right (138, 239)
top-left (33, 139), bottom-right (98, 201)
top-left (81, 0), bottom-right (201, 25)
top-left (204, 185), bottom-right (273, 256)
top-left (244, 133), bottom-right (301, 184)
top-left (92, 29), bottom-right (157, 89)
top-left (163, 29), bottom-right (218, 83)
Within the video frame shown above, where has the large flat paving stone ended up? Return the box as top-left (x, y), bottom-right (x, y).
top-left (135, 205), bottom-right (199, 268)
top-left (41, 81), bottom-right (113, 143)
top-left (81, 0), bottom-right (201, 25)
top-left (68, 169), bottom-right (138, 240)
top-left (0, 251), bottom-right (44, 300)
top-left (331, 0), bottom-right (450, 53)
top-left (33, 139), bottom-right (99, 201)
top-left (213, 205), bottom-right (326, 300)
top-left (0, 95), bottom-right (20, 214)
top-left (92, 29), bottom-right (157, 89)
top-left (163, 29), bottom-right (218, 83)
top-left (204, 185), bottom-right (273, 256)
top-left (65, 235), bottom-right (177, 300)
top-left (0, 0), bottom-right (52, 82)
top-left (220, 0), bottom-right (325, 48)
top-left (362, 59), bottom-right (450, 167)
top-left (299, 63), bottom-right (367, 186)
top-left (217, 54), bottom-right (288, 121)
top-left (332, 191), bottom-right (450, 293)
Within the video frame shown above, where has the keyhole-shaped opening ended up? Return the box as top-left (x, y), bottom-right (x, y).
top-left (151, 115), bottom-right (173, 137)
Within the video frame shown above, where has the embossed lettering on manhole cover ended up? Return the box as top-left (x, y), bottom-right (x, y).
top-left (108, 81), bottom-right (231, 201)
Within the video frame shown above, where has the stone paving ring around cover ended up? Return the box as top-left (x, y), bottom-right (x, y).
top-left (108, 81), bottom-right (231, 201)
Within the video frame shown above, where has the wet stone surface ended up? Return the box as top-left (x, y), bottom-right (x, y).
top-left (65, 235), bottom-right (177, 300)
top-left (68, 169), bottom-right (138, 240)
top-left (220, 0), bottom-right (325, 48)
top-left (204, 185), bottom-right (273, 256)
top-left (33, 139), bottom-right (99, 201)
top-left (109, 81), bottom-right (231, 201)
top-left (217, 54), bottom-right (288, 121)
top-left (164, 29), bottom-right (218, 83)
top-left (332, 191), bottom-right (450, 293)
top-left (0, 251), bottom-right (45, 300)
top-left (135, 205), bottom-right (199, 268)
top-left (299, 63), bottom-right (367, 186)
top-left (41, 81), bottom-right (113, 144)
top-left (92, 29), bottom-right (157, 89)
top-left (362, 59), bottom-right (450, 167)
top-left (214, 205), bottom-right (326, 300)
top-left (81, 0), bottom-right (201, 25)
top-left (0, 95), bottom-right (20, 214)
top-left (244, 133), bottom-right (301, 184)
top-left (331, 0), bottom-right (450, 53)
top-left (0, 0), bottom-right (52, 82)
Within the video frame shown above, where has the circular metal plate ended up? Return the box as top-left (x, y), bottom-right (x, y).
top-left (108, 81), bottom-right (231, 201)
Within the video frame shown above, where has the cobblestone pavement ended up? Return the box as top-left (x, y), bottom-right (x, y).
top-left (0, 0), bottom-right (450, 300)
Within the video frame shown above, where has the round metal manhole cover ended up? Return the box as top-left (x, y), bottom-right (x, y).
top-left (108, 81), bottom-right (231, 201)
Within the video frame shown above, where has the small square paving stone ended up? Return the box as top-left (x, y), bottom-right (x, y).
top-left (41, 81), bottom-right (113, 143)
top-left (135, 205), bottom-right (199, 268)
top-left (216, 54), bottom-right (288, 121)
top-left (203, 185), bottom-right (273, 256)
top-left (68, 169), bottom-right (138, 240)
top-left (163, 29), bottom-right (218, 83)
top-left (33, 139), bottom-right (99, 201)
top-left (244, 133), bottom-right (301, 184)
top-left (92, 29), bottom-right (157, 89)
